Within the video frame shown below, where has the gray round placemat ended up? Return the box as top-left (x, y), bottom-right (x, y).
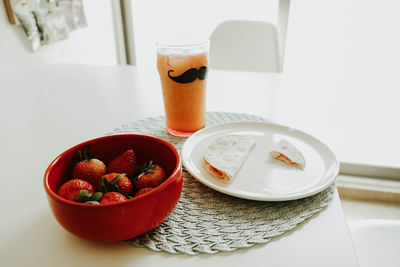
top-left (108, 112), bottom-right (335, 255)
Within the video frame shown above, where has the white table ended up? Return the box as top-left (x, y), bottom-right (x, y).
top-left (0, 65), bottom-right (359, 266)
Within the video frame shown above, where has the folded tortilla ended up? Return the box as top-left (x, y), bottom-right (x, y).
top-left (204, 135), bottom-right (256, 183)
top-left (269, 139), bottom-right (305, 169)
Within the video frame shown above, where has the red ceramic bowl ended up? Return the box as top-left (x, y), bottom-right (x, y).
top-left (44, 134), bottom-right (182, 242)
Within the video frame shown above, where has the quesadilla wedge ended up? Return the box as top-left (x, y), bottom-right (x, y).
top-left (269, 139), bottom-right (305, 169)
top-left (204, 135), bottom-right (256, 183)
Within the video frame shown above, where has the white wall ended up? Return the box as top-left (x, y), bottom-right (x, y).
top-left (0, 0), bottom-right (119, 66)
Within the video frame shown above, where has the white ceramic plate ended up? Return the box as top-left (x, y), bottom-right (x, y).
top-left (182, 122), bottom-right (339, 201)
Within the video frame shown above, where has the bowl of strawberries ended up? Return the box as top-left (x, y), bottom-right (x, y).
top-left (44, 134), bottom-right (182, 242)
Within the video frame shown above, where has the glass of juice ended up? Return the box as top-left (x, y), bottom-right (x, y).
top-left (157, 41), bottom-right (209, 137)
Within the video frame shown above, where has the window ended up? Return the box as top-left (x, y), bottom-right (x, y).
top-left (125, 0), bottom-right (400, 178)
top-left (282, 0), bottom-right (400, 176)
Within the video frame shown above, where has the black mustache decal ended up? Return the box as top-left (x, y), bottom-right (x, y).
top-left (168, 66), bottom-right (208, 83)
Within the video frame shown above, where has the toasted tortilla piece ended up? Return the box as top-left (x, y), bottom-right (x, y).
top-left (269, 139), bottom-right (305, 169)
top-left (204, 135), bottom-right (256, 183)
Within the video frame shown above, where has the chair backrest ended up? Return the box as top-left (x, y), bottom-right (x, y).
top-left (209, 0), bottom-right (290, 73)
top-left (210, 20), bottom-right (280, 72)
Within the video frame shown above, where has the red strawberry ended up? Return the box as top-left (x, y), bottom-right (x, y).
top-left (72, 159), bottom-right (106, 189)
top-left (107, 149), bottom-right (136, 177)
top-left (57, 179), bottom-right (94, 202)
top-left (134, 187), bottom-right (153, 197)
top-left (135, 161), bottom-right (167, 190)
top-left (102, 173), bottom-right (133, 196)
top-left (100, 192), bottom-right (128, 204)
top-left (71, 147), bottom-right (106, 189)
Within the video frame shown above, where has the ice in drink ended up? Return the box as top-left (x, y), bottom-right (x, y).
top-left (157, 42), bottom-right (209, 136)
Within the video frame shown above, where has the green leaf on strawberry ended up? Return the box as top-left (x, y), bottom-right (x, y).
top-left (136, 161), bottom-right (156, 177)
top-left (74, 189), bottom-right (93, 202)
top-left (100, 173), bottom-right (129, 197)
top-left (73, 146), bottom-right (94, 166)
top-left (83, 192), bottom-right (103, 204)
top-left (74, 189), bottom-right (104, 204)
top-left (85, 201), bottom-right (100, 204)
top-left (90, 191), bottom-right (103, 202)
top-left (78, 147), bottom-right (93, 162)
top-left (131, 160), bottom-right (157, 186)
top-left (78, 149), bottom-right (83, 162)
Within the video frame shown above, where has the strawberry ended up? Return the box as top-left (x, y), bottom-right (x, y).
top-left (100, 192), bottom-right (128, 204)
top-left (57, 179), bottom-right (94, 202)
top-left (107, 149), bottom-right (136, 178)
top-left (134, 161), bottom-right (167, 190)
top-left (134, 187), bottom-right (153, 197)
top-left (71, 147), bottom-right (106, 189)
top-left (101, 173), bottom-right (133, 196)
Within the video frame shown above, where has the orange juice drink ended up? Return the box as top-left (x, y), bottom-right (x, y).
top-left (157, 42), bottom-right (209, 136)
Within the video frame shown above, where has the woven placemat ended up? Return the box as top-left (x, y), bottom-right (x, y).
top-left (108, 112), bottom-right (335, 255)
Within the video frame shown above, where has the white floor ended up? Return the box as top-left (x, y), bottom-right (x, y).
top-left (340, 197), bottom-right (400, 267)
top-left (340, 197), bottom-right (400, 225)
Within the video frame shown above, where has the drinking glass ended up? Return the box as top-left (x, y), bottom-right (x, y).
top-left (156, 41), bottom-right (209, 137)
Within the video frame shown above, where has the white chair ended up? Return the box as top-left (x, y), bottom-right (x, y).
top-left (209, 0), bottom-right (290, 72)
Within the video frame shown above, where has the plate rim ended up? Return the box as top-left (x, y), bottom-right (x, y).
top-left (182, 121), bottom-right (339, 201)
